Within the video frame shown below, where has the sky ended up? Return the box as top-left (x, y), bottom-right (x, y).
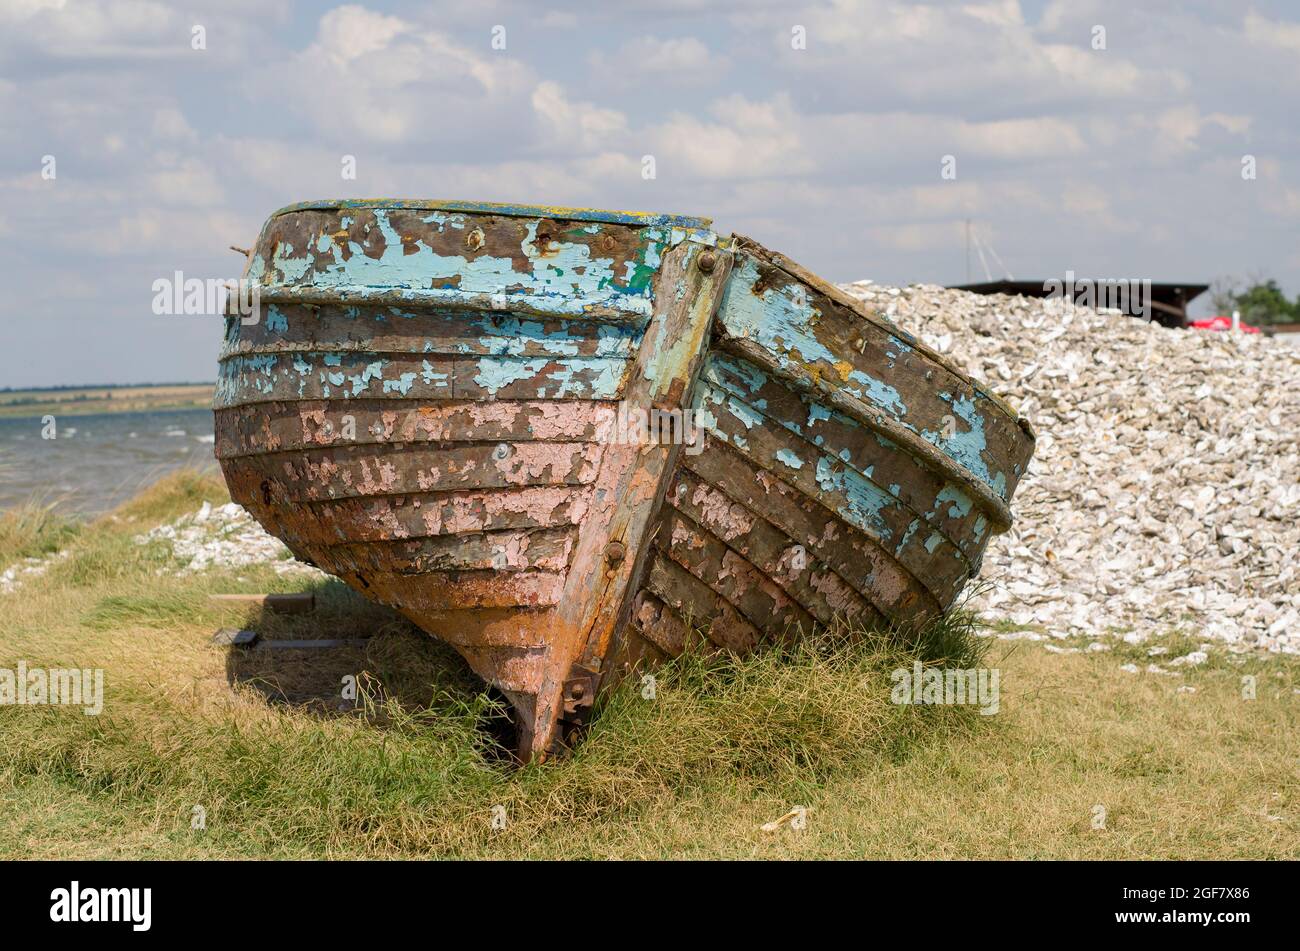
top-left (2, 0), bottom-right (1297, 388)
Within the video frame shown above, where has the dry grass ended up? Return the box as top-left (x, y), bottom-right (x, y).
top-left (0, 471), bottom-right (1296, 859)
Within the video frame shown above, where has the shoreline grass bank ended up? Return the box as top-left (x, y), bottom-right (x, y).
top-left (0, 472), bottom-right (1295, 859)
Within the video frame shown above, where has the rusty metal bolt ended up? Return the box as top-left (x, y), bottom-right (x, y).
top-left (604, 540), bottom-right (626, 564)
top-left (600, 234), bottom-right (615, 252)
top-left (570, 682), bottom-right (585, 700)
top-left (466, 227), bottom-right (485, 252)
top-left (698, 250), bottom-right (717, 274)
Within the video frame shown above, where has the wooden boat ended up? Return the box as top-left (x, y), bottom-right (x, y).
top-left (215, 199), bottom-right (1035, 759)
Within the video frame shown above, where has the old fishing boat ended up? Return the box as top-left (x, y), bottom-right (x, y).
top-left (215, 199), bottom-right (1035, 759)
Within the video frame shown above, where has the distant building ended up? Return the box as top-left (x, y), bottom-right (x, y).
top-left (1264, 322), bottom-right (1300, 344)
top-left (950, 280), bottom-right (1209, 329)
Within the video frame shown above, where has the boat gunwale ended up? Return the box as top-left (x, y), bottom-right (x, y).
top-left (268, 198), bottom-right (714, 232)
top-left (730, 235), bottom-right (1036, 439)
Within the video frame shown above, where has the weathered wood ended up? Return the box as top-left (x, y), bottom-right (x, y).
top-left (666, 468), bottom-right (883, 628)
top-left (700, 352), bottom-right (995, 554)
top-left (215, 400), bottom-right (615, 459)
top-left (528, 239), bottom-right (734, 759)
top-left (681, 441), bottom-right (945, 619)
top-left (223, 441), bottom-right (602, 504)
top-left (643, 553), bottom-right (763, 653)
top-left (216, 352), bottom-right (629, 407)
top-left (695, 380), bottom-right (972, 599)
top-left (717, 238), bottom-right (1033, 509)
top-left (656, 507), bottom-right (815, 640)
top-left (226, 306), bottom-right (639, 359)
top-left (215, 201), bottom-right (1035, 762)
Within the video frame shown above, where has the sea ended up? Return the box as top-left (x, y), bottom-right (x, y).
top-left (0, 408), bottom-right (218, 516)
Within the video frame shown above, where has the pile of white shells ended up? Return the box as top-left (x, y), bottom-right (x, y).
top-left (0, 550), bottom-right (70, 595)
top-left (137, 501), bottom-right (324, 577)
top-left (840, 281), bottom-right (1299, 655)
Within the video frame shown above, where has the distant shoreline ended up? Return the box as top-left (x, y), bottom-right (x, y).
top-left (0, 383), bottom-right (214, 420)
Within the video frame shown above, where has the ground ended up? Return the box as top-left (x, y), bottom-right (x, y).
top-left (0, 384), bottom-right (213, 419)
top-left (0, 472), bottom-right (1296, 859)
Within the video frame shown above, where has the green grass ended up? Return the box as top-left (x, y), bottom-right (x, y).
top-left (0, 471), bottom-right (1296, 859)
top-left (0, 495), bottom-right (80, 569)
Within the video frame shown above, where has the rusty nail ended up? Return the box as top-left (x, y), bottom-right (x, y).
top-left (601, 234), bottom-right (615, 252)
top-left (466, 228), bottom-right (485, 252)
top-left (604, 540), bottom-right (626, 564)
top-left (698, 250), bottom-right (716, 273)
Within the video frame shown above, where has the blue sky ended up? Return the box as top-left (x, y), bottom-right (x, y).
top-left (2, 0), bottom-right (1297, 387)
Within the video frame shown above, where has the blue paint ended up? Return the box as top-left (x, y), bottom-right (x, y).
top-left (382, 372), bottom-right (417, 395)
top-left (935, 485), bottom-right (974, 519)
top-left (775, 448), bottom-right (804, 470)
top-left (717, 256), bottom-right (906, 415)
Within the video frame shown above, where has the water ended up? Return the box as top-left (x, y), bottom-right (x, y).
top-left (0, 408), bottom-right (218, 515)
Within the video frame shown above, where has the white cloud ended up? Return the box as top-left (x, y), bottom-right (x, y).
top-left (648, 94), bottom-right (811, 180)
top-left (1243, 11), bottom-right (1300, 53)
top-left (589, 35), bottom-right (723, 80)
top-left (532, 81), bottom-right (628, 152)
top-left (252, 6), bottom-right (536, 146)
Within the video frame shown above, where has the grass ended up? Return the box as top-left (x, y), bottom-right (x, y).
top-left (0, 495), bottom-right (80, 569)
top-left (0, 471), bottom-right (1296, 859)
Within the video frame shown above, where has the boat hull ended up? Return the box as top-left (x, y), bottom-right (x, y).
top-left (215, 200), bottom-right (1034, 758)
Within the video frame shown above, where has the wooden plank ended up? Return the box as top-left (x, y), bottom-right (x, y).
top-left (215, 352), bottom-right (628, 407)
top-left (701, 352), bottom-right (995, 557)
top-left (681, 442), bottom-right (945, 620)
top-left (222, 441), bottom-right (602, 504)
top-left (716, 239), bottom-right (1033, 507)
top-left (215, 399), bottom-right (616, 459)
top-left (226, 306), bottom-right (639, 359)
top-left (666, 468), bottom-right (883, 629)
top-left (696, 380), bottom-right (972, 596)
top-left (331, 526), bottom-right (575, 574)
top-left (656, 507), bottom-right (816, 640)
top-left (643, 553), bottom-right (763, 653)
top-left (248, 208), bottom-right (673, 319)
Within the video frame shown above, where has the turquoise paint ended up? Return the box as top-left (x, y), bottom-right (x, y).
top-left (893, 519), bottom-right (919, 558)
top-left (269, 208), bottom-right (673, 320)
top-left (813, 457), bottom-right (895, 541)
top-left (382, 372), bottom-right (417, 395)
top-left (474, 357), bottom-right (550, 393)
top-left (924, 532), bottom-right (944, 554)
top-left (718, 256), bottom-right (906, 415)
top-left (348, 361), bottom-right (385, 397)
top-left (934, 485), bottom-right (974, 520)
top-left (265, 306), bottom-right (288, 333)
top-left (775, 448), bottom-right (804, 470)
